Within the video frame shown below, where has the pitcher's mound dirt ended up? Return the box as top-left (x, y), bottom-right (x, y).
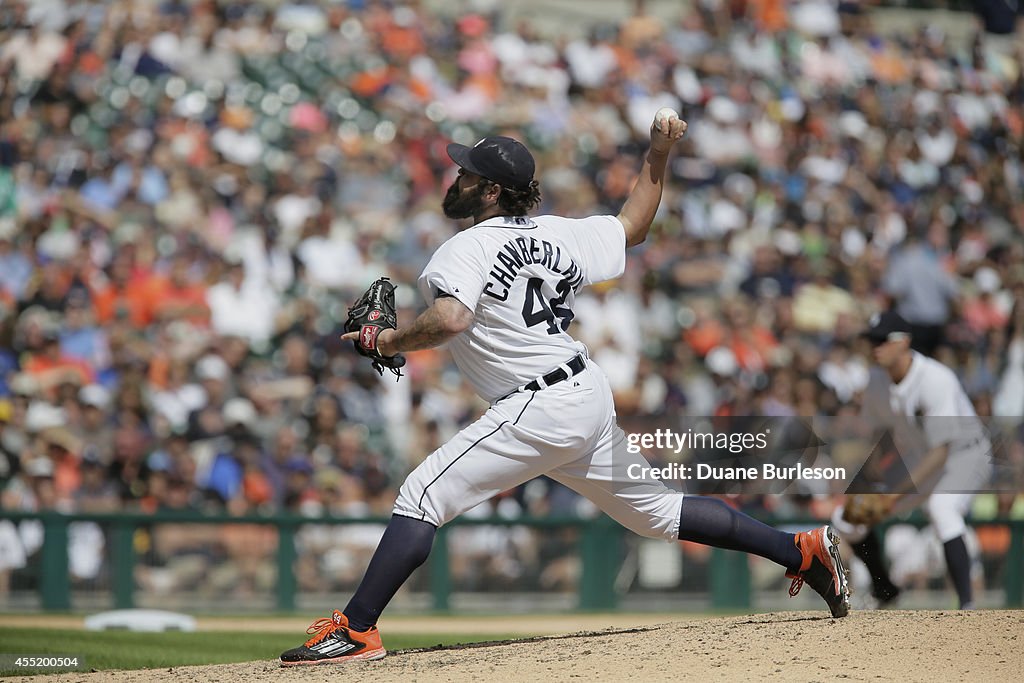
top-left (20, 610), bottom-right (1024, 682)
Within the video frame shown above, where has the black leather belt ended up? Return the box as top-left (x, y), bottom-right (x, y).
top-left (525, 353), bottom-right (586, 391)
top-left (498, 354), bottom-right (586, 401)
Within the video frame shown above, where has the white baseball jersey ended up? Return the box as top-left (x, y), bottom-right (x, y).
top-left (881, 351), bottom-right (988, 455)
top-left (417, 214), bottom-right (626, 402)
top-left (394, 213), bottom-right (683, 540)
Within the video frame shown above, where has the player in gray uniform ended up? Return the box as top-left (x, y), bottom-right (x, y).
top-left (281, 111), bottom-right (850, 667)
top-left (833, 312), bottom-right (993, 608)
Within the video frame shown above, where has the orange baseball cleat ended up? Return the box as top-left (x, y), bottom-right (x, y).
top-left (787, 525), bottom-right (852, 618)
top-left (280, 610), bottom-right (386, 666)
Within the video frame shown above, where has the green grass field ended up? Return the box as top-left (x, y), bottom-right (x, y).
top-left (0, 628), bottom-right (508, 677)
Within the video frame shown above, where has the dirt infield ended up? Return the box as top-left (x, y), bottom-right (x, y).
top-left (13, 610), bottom-right (1024, 682)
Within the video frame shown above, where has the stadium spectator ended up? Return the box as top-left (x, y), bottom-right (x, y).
top-left (883, 230), bottom-right (961, 355)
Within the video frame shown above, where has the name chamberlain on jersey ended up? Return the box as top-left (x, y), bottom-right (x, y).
top-left (417, 213), bottom-right (624, 402)
top-left (483, 234), bottom-right (585, 302)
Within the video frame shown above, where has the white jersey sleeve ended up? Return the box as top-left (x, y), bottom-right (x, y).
top-left (558, 215), bottom-right (626, 285)
top-left (417, 232), bottom-right (489, 312)
top-left (862, 368), bottom-right (894, 422)
top-left (917, 366), bottom-right (962, 418)
top-left (916, 360), bottom-right (980, 449)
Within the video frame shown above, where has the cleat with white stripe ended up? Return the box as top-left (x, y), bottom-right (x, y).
top-left (280, 610), bottom-right (386, 666)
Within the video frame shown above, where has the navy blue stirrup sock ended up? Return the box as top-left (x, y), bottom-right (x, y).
top-left (344, 515), bottom-right (436, 632)
top-left (678, 496), bottom-right (803, 572)
top-left (942, 535), bottom-right (973, 608)
top-left (851, 529), bottom-right (899, 599)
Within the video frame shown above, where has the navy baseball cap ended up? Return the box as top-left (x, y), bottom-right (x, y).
top-left (862, 311), bottom-right (912, 343)
top-left (446, 136), bottom-right (535, 190)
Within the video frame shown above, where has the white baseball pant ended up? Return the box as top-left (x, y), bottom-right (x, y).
top-left (393, 360), bottom-right (683, 541)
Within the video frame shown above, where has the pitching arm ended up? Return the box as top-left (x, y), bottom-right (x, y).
top-left (618, 110), bottom-right (688, 248)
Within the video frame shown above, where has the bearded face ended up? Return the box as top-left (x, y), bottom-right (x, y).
top-left (442, 176), bottom-right (490, 220)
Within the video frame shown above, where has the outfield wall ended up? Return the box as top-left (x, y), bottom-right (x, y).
top-left (1, 511), bottom-right (1020, 614)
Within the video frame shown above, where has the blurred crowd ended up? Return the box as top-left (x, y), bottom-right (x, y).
top-left (0, 0), bottom-right (1023, 594)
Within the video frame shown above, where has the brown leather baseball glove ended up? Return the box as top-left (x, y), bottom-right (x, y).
top-left (842, 493), bottom-right (894, 527)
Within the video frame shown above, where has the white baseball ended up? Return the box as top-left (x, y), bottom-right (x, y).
top-left (655, 107), bottom-right (679, 132)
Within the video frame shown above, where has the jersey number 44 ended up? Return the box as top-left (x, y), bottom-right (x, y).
top-left (521, 277), bottom-right (574, 334)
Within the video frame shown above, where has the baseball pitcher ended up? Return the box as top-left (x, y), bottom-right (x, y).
top-left (281, 110), bottom-right (850, 666)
